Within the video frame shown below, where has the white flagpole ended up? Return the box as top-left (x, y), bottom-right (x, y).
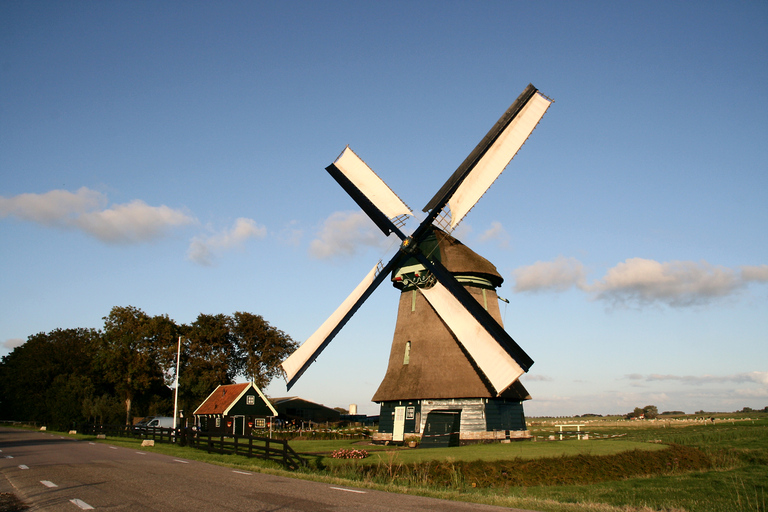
top-left (173, 336), bottom-right (182, 429)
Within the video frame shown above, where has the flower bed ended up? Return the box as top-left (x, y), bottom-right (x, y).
top-left (330, 448), bottom-right (369, 459)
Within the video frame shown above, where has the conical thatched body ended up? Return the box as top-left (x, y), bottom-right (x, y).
top-left (372, 228), bottom-right (531, 445)
top-left (372, 228), bottom-right (529, 402)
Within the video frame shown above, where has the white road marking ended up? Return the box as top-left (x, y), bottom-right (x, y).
top-left (109, 446), bottom-right (117, 450)
top-left (135, 452), bottom-right (146, 455)
top-left (330, 487), bottom-right (366, 494)
top-left (41, 480), bottom-right (58, 488)
top-left (173, 459), bottom-right (189, 464)
top-left (89, 442), bottom-right (95, 445)
top-left (232, 470), bottom-right (252, 475)
top-left (70, 498), bottom-right (94, 510)
top-left (4, 455), bottom-right (12, 459)
top-left (18, 465), bottom-right (29, 470)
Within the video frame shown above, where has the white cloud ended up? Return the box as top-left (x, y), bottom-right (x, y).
top-left (477, 221), bottom-right (511, 248)
top-left (0, 187), bottom-right (195, 244)
top-left (512, 256), bottom-right (587, 292)
top-left (187, 218), bottom-right (266, 266)
top-left (309, 211), bottom-right (393, 260)
top-left (512, 256), bottom-right (768, 307)
top-left (643, 372), bottom-right (768, 386)
top-left (75, 200), bottom-right (194, 244)
top-left (0, 187), bottom-right (104, 226)
top-left (277, 220), bottom-right (303, 247)
top-left (591, 258), bottom-right (744, 307)
top-left (741, 264), bottom-right (768, 282)
top-left (523, 374), bottom-right (553, 382)
top-left (3, 338), bottom-right (24, 350)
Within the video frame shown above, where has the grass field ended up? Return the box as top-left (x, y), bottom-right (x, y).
top-left (41, 413), bottom-right (768, 511)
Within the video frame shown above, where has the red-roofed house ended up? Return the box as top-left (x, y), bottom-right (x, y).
top-left (193, 382), bottom-right (277, 435)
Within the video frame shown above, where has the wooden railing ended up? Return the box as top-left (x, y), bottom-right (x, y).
top-left (185, 431), bottom-right (305, 470)
top-left (80, 424), bottom-right (305, 469)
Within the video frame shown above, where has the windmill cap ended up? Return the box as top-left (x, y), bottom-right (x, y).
top-left (392, 227), bottom-right (503, 289)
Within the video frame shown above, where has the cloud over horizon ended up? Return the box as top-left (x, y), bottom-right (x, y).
top-left (187, 217), bottom-right (267, 266)
top-left (0, 187), bottom-right (195, 244)
top-left (513, 257), bottom-right (768, 307)
top-left (309, 210), bottom-right (394, 260)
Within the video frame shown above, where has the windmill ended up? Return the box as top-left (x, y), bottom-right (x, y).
top-left (282, 84), bottom-right (552, 444)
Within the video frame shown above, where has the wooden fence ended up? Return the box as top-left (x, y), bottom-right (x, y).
top-left (80, 424), bottom-right (305, 470)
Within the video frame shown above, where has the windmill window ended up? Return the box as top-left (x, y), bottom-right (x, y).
top-left (246, 395), bottom-right (255, 406)
top-left (403, 341), bottom-right (411, 365)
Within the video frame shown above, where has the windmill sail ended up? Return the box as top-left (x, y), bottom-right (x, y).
top-left (281, 263), bottom-right (380, 388)
top-left (326, 147), bottom-right (412, 237)
top-left (282, 84), bottom-right (549, 390)
top-left (419, 281), bottom-right (525, 396)
top-left (423, 85), bottom-right (552, 232)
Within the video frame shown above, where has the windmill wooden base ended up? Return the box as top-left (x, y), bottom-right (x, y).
top-left (371, 230), bottom-right (532, 446)
top-left (374, 398), bottom-right (531, 446)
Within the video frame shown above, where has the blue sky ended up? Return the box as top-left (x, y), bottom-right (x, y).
top-left (2, 1), bottom-right (766, 417)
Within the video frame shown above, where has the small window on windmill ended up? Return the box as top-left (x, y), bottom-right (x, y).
top-left (403, 341), bottom-right (411, 365)
top-left (246, 395), bottom-right (255, 406)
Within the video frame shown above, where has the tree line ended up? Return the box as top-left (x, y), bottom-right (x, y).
top-left (0, 306), bottom-right (297, 430)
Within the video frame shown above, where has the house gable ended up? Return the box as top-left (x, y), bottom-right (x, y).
top-left (193, 382), bottom-right (277, 417)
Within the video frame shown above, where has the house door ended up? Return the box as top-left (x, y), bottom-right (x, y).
top-left (393, 406), bottom-right (406, 442)
top-left (234, 415), bottom-right (245, 435)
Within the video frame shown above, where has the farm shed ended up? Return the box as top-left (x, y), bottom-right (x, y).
top-left (270, 396), bottom-right (341, 425)
top-left (193, 382), bottom-right (277, 435)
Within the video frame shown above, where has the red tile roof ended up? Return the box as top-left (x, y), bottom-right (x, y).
top-left (193, 383), bottom-right (250, 415)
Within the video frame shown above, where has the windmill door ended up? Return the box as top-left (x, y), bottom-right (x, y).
top-left (421, 410), bottom-right (461, 447)
top-left (393, 406), bottom-right (406, 442)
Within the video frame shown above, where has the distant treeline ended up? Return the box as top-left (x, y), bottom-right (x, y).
top-left (0, 306), bottom-right (297, 430)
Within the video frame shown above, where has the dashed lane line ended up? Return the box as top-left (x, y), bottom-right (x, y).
top-left (330, 487), bottom-right (366, 494)
top-left (70, 498), bottom-right (94, 510)
top-left (41, 480), bottom-right (58, 488)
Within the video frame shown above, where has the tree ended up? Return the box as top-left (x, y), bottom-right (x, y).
top-left (642, 405), bottom-right (659, 419)
top-left (99, 306), bottom-right (172, 424)
top-left (230, 311), bottom-right (297, 388)
top-left (177, 313), bottom-right (238, 413)
top-left (0, 328), bottom-right (102, 425)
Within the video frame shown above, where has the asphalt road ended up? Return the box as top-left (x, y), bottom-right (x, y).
top-left (0, 427), bottom-right (539, 511)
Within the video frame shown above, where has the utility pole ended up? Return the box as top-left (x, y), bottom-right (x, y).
top-left (173, 336), bottom-right (182, 429)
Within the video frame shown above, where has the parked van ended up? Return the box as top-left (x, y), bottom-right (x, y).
top-left (135, 416), bottom-right (175, 429)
